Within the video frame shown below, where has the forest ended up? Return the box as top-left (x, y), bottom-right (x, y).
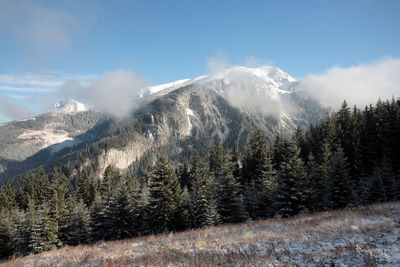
top-left (1, 98), bottom-right (400, 258)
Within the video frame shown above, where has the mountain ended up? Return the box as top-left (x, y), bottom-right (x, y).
top-left (53, 98), bottom-right (92, 113)
top-left (0, 65), bottom-right (327, 182)
top-left (0, 105), bottom-right (109, 182)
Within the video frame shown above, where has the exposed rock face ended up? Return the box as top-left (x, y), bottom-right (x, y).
top-left (97, 141), bottom-right (151, 178)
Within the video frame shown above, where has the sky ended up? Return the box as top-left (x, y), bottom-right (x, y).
top-left (0, 0), bottom-right (400, 122)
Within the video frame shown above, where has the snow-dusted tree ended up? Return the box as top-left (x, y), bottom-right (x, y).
top-left (68, 199), bottom-right (91, 245)
top-left (274, 139), bottom-right (306, 218)
top-left (148, 152), bottom-right (182, 233)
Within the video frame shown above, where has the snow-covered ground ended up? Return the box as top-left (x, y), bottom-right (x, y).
top-left (4, 202), bottom-right (399, 266)
top-left (18, 129), bottom-right (76, 152)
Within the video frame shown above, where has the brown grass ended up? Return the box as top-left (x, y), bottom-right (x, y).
top-left (2, 201), bottom-right (400, 266)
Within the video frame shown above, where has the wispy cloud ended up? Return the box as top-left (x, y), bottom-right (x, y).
top-left (300, 57), bottom-right (400, 108)
top-left (0, 85), bottom-right (56, 93)
top-left (206, 50), bottom-right (230, 75)
top-left (59, 70), bottom-right (148, 119)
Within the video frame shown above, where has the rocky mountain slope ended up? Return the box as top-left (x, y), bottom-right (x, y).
top-left (0, 65), bottom-right (327, 182)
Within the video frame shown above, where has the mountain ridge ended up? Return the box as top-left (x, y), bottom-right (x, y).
top-left (0, 65), bottom-right (327, 182)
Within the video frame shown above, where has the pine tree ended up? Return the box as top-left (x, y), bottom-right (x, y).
top-left (34, 167), bottom-right (50, 205)
top-left (328, 147), bottom-right (354, 209)
top-left (0, 208), bottom-right (17, 258)
top-left (189, 152), bottom-right (220, 228)
top-left (178, 162), bottom-right (191, 190)
top-left (89, 194), bottom-right (106, 242)
top-left (215, 151), bottom-right (245, 223)
top-left (305, 153), bottom-right (324, 212)
top-left (366, 167), bottom-right (386, 203)
top-left (68, 199), bottom-right (91, 245)
top-left (104, 176), bottom-right (136, 240)
top-left (76, 168), bottom-right (91, 206)
top-left (148, 152), bottom-right (182, 233)
top-left (274, 139), bottom-right (306, 217)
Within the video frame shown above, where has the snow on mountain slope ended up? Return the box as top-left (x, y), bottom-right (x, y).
top-left (54, 98), bottom-right (91, 113)
top-left (140, 75), bottom-right (207, 97)
top-left (142, 65), bottom-right (297, 100)
top-left (17, 129), bottom-right (77, 152)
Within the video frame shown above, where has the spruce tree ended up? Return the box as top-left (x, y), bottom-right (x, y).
top-left (76, 168), bottom-right (91, 206)
top-left (274, 139), bottom-right (306, 217)
top-left (328, 147), bottom-right (354, 209)
top-left (189, 151), bottom-right (220, 228)
top-left (148, 152), bottom-right (182, 233)
top-left (0, 208), bottom-right (17, 258)
top-left (305, 153), bottom-right (324, 212)
top-left (215, 151), bottom-right (245, 223)
top-left (34, 167), bottom-right (50, 205)
top-left (68, 199), bottom-right (91, 245)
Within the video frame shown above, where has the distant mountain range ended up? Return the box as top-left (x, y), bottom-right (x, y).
top-left (0, 65), bottom-right (327, 182)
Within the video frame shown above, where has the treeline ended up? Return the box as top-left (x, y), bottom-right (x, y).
top-left (1, 98), bottom-right (400, 258)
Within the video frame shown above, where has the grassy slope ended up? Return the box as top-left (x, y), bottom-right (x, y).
top-left (3, 202), bottom-right (400, 266)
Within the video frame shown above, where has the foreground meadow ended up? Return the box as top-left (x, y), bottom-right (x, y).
top-left (2, 202), bottom-right (400, 266)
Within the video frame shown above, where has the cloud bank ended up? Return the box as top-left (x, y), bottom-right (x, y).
top-left (300, 57), bottom-right (400, 108)
top-left (60, 70), bottom-right (148, 119)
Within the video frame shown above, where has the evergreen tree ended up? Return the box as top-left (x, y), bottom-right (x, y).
top-left (215, 150), bottom-right (245, 223)
top-left (34, 167), bottom-right (50, 205)
top-left (89, 194), bottom-right (106, 242)
top-left (76, 168), bottom-right (91, 206)
top-left (68, 199), bottom-right (91, 245)
top-left (274, 140), bottom-right (306, 217)
top-left (366, 167), bottom-right (386, 203)
top-left (304, 153), bottom-right (324, 212)
top-left (0, 208), bottom-right (17, 258)
top-left (147, 152), bottom-right (182, 233)
top-left (178, 162), bottom-right (191, 191)
top-left (327, 147), bottom-right (354, 209)
top-left (104, 176), bottom-right (136, 240)
top-left (189, 152), bottom-right (220, 228)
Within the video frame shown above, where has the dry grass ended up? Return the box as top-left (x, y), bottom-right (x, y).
top-left (3, 202), bottom-right (400, 266)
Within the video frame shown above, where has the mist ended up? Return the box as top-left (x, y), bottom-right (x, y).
top-left (300, 57), bottom-right (400, 108)
top-left (0, 96), bottom-right (33, 122)
top-left (60, 70), bottom-right (148, 119)
top-left (205, 53), bottom-right (283, 119)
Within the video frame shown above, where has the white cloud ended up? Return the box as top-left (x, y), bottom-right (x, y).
top-left (300, 57), bottom-right (400, 108)
top-left (60, 70), bottom-right (148, 119)
top-left (0, 85), bottom-right (56, 93)
top-left (206, 50), bottom-right (230, 75)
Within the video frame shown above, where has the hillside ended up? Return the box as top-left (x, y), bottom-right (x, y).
top-left (3, 202), bottom-right (399, 266)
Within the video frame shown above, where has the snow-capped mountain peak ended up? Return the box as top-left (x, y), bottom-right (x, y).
top-left (139, 65), bottom-right (296, 99)
top-left (54, 98), bottom-right (91, 113)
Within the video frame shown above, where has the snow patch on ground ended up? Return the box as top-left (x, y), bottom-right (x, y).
top-left (185, 108), bottom-right (201, 136)
top-left (18, 129), bottom-right (76, 152)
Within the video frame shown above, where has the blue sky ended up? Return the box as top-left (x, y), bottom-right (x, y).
top-left (1, 0), bottom-right (400, 122)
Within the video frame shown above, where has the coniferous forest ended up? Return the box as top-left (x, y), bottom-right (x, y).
top-left (1, 98), bottom-right (400, 259)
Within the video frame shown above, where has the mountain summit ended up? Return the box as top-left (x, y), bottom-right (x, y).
top-left (54, 98), bottom-right (91, 113)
